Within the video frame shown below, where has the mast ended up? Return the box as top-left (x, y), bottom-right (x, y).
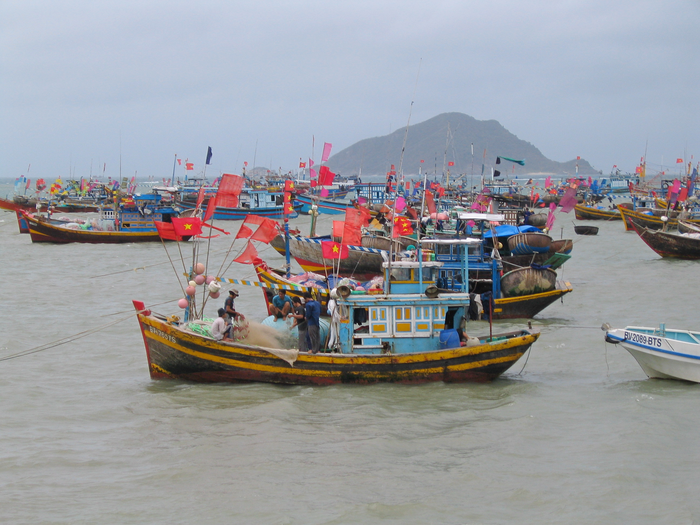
top-left (387, 58), bottom-right (421, 294)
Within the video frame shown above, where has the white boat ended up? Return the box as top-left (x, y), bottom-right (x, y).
top-left (604, 324), bottom-right (700, 382)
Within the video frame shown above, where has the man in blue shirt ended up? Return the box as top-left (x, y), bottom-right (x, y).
top-left (270, 289), bottom-right (293, 319)
top-left (303, 291), bottom-right (321, 353)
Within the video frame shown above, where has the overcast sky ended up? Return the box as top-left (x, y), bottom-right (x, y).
top-left (2, 0), bottom-right (698, 181)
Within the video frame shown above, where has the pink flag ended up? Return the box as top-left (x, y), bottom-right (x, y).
top-left (309, 158), bottom-right (315, 167)
top-left (310, 168), bottom-right (317, 179)
top-left (321, 142), bottom-right (333, 162)
top-left (320, 188), bottom-right (329, 197)
top-left (546, 203), bottom-right (557, 230)
top-left (545, 176), bottom-right (552, 188)
top-left (558, 187), bottom-right (578, 213)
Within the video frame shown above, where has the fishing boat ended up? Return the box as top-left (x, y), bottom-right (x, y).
top-left (573, 225), bottom-right (599, 235)
top-left (678, 220), bottom-right (700, 235)
top-left (22, 194), bottom-right (191, 244)
top-left (294, 193), bottom-right (354, 215)
top-left (15, 210), bottom-right (76, 234)
top-left (628, 219), bottom-right (700, 259)
top-left (604, 324), bottom-right (700, 382)
top-left (616, 206), bottom-right (700, 232)
top-left (270, 233), bottom-right (414, 281)
top-left (133, 238), bottom-right (541, 385)
top-left (177, 189), bottom-right (301, 220)
top-left (573, 203), bottom-right (623, 221)
top-left (255, 240), bottom-right (573, 321)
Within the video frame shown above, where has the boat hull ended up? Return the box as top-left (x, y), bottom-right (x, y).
top-left (177, 200), bottom-right (300, 220)
top-left (629, 220), bottom-right (700, 259)
top-left (134, 302), bottom-right (540, 385)
top-left (605, 327), bottom-right (700, 382)
top-left (23, 213), bottom-right (188, 243)
top-left (574, 204), bottom-right (622, 221)
top-left (254, 264), bottom-right (573, 321)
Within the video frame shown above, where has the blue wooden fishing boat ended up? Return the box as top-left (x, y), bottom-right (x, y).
top-left (177, 189), bottom-right (300, 220)
top-left (133, 237), bottom-right (540, 384)
top-left (294, 193), bottom-right (353, 215)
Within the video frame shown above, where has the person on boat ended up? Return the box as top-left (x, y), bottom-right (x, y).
top-left (288, 297), bottom-right (308, 352)
top-left (270, 289), bottom-right (293, 319)
top-left (211, 308), bottom-right (232, 341)
top-left (327, 289), bottom-right (341, 349)
top-left (303, 291), bottom-right (321, 353)
top-left (224, 289), bottom-right (242, 322)
top-left (522, 207), bottom-right (532, 225)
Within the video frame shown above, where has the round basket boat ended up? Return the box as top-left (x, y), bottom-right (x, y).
top-left (574, 225), bottom-right (599, 236)
top-left (501, 267), bottom-right (558, 297)
top-left (549, 239), bottom-right (573, 254)
top-left (507, 232), bottom-right (553, 255)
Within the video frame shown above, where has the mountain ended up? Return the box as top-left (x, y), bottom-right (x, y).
top-left (326, 112), bottom-right (597, 178)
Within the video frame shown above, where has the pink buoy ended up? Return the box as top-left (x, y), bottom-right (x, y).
top-left (178, 298), bottom-right (189, 309)
top-left (209, 291), bottom-right (220, 299)
top-left (205, 275), bottom-right (216, 284)
top-left (194, 263), bottom-right (205, 275)
top-left (194, 275), bottom-right (205, 285)
top-left (186, 285), bottom-right (196, 296)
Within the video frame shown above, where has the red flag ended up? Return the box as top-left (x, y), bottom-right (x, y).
top-left (235, 224), bottom-right (255, 239)
top-left (321, 241), bottom-right (349, 259)
top-left (425, 191), bottom-right (437, 214)
top-left (448, 161), bottom-right (454, 167)
top-left (393, 216), bottom-right (414, 238)
top-left (177, 158), bottom-right (182, 165)
top-left (283, 192), bottom-right (295, 215)
top-left (154, 220), bottom-right (181, 241)
top-left (196, 188), bottom-right (206, 209)
top-left (284, 180), bottom-right (295, 192)
top-left (233, 241), bottom-right (259, 264)
top-left (216, 174), bottom-right (245, 208)
top-left (203, 195), bottom-right (218, 222)
top-left (318, 166), bottom-right (336, 186)
top-left (185, 163), bottom-right (194, 170)
top-left (677, 158), bottom-right (684, 163)
top-left (343, 207), bottom-right (362, 245)
top-left (171, 217), bottom-right (203, 237)
top-left (299, 161), bottom-right (306, 168)
top-left (249, 218), bottom-right (280, 243)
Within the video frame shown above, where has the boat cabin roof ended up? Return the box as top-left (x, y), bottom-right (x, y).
top-left (454, 212), bottom-right (506, 222)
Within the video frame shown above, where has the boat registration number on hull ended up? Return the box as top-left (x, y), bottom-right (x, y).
top-left (625, 331), bottom-right (662, 348)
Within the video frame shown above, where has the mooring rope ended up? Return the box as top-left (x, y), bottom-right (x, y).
top-left (0, 309), bottom-right (149, 363)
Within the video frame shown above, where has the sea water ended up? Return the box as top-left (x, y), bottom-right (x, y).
top-left (1, 183), bottom-right (699, 524)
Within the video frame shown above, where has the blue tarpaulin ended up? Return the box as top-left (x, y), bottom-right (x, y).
top-left (483, 224), bottom-right (542, 238)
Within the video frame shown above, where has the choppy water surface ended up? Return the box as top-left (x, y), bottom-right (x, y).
top-left (1, 188), bottom-right (699, 524)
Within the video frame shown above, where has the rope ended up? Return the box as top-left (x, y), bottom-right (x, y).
top-left (0, 309), bottom-right (147, 363)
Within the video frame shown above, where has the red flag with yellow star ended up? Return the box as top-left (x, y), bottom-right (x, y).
top-left (321, 241), bottom-right (349, 259)
top-left (171, 217), bottom-right (203, 237)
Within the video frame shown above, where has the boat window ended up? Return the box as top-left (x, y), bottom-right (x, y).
top-left (390, 268), bottom-right (411, 281)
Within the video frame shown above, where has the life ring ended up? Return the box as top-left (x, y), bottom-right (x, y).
top-left (661, 181), bottom-right (670, 190)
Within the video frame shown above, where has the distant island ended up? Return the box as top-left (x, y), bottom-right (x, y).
top-left (326, 112), bottom-right (598, 178)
